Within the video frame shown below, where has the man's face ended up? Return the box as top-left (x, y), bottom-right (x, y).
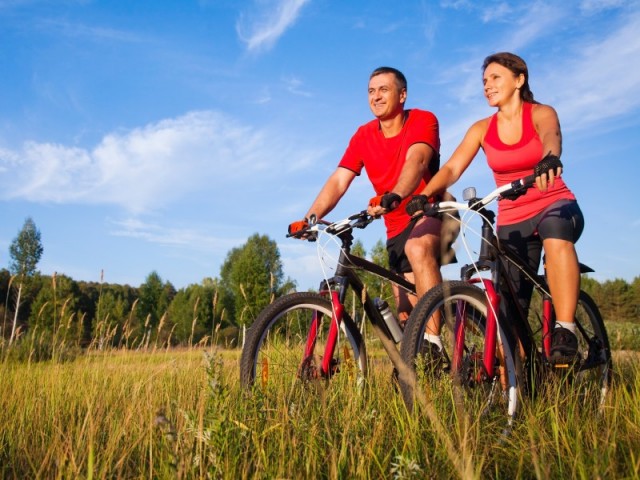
top-left (368, 72), bottom-right (406, 120)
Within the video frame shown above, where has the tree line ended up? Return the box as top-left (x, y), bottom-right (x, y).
top-left (1, 218), bottom-right (638, 357)
top-left (1, 218), bottom-right (302, 353)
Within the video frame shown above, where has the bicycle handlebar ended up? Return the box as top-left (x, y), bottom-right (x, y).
top-left (419, 173), bottom-right (537, 218)
top-left (287, 210), bottom-right (375, 241)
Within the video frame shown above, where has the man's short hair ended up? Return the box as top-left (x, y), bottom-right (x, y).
top-left (370, 67), bottom-right (407, 91)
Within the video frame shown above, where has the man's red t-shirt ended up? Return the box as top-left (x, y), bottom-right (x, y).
top-left (338, 109), bottom-right (440, 238)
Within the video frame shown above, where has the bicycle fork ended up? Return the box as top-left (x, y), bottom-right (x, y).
top-left (454, 278), bottom-right (501, 382)
top-left (302, 290), bottom-right (343, 378)
top-left (542, 294), bottom-right (554, 360)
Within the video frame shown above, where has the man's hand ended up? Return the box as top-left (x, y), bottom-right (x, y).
top-left (288, 218), bottom-right (310, 236)
top-left (368, 192), bottom-right (401, 217)
top-left (534, 153), bottom-right (563, 192)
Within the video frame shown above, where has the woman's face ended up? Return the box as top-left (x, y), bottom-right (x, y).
top-left (483, 62), bottom-right (524, 107)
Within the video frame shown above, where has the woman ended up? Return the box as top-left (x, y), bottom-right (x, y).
top-left (412, 52), bottom-right (584, 363)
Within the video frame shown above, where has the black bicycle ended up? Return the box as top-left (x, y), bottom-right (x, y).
top-left (399, 175), bottom-right (612, 425)
top-left (240, 211), bottom-right (414, 390)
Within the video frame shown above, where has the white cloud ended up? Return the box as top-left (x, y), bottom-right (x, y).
top-left (580, 0), bottom-right (628, 14)
top-left (496, 3), bottom-right (566, 52)
top-left (282, 75), bottom-right (312, 97)
top-left (439, 0), bottom-right (473, 10)
top-left (0, 109), bottom-right (331, 215)
top-left (437, 3), bottom-right (640, 138)
top-left (543, 11), bottom-right (640, 131)
top-left (236, 0), bottom-right (310, 52)
top-left (37, 17), bottom-right (143, 43)
top-left (479, 2), bottom-right (512, 22)
top-left (109, 217), bottom-right (241, 253)
top-left (0, 110), bottom-right (319, 213)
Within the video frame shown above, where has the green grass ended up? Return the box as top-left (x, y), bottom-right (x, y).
top-left (1, 347), bottom-right (639, 479)
top-left (607, 322), bottom-right (640, 350)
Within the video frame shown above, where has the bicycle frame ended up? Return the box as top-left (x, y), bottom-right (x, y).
top-left (303, 222), bottom-right (416, 377)
top-left (452, 192), bottom-right (595, 380)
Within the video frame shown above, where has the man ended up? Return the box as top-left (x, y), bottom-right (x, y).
top-left (289, 66), bottom-right (443, 334)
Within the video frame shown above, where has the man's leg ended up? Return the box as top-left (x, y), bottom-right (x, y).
top-left (404, 217), bottom-right (442, 298)
top-left (404, 217), bottom-right (442, 335)
top-left (393, 273), bottom-right (415, 326)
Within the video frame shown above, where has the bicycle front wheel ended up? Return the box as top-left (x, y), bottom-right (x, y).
top-left (400, 281), bottom-right (521, 425)
top-left (239, 292), bottom-right (367, 391)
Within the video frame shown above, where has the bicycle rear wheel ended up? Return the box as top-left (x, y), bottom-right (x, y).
top-left (240, 292), bottom-right (367, 391)
top-left (569, 290), bottom-right (612, 404)
top-left (525, 289), bottom-right (612, 406)
top-left (400, 281), bottom-right (521, 425)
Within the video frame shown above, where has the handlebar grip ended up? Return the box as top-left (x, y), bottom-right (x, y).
top-left (349, 210), bottom-right (369, 221)
top-left (522, 174), bottom-right (536, 187)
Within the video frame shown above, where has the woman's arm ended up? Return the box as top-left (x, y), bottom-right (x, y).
top-left (533, 104), bottom-right (563, 191)
top-left (419, 119), bottom-right (485, 198)
top-left (533, 104), bottom-right (562, 157)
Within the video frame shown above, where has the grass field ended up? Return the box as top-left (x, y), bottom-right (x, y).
top-left (2, 345), bottom-right (640, 479)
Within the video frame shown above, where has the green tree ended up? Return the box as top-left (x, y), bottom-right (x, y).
top-left (28, 274), bottom-right (81, 339)
top-left (345, 239), bottom-right (394, 326)
top-left (582, 275), bottom-right (639, 324)
top-left (219, 234), bottom-right (294, 326)
top-left (369, 239), bottom-right (393, 300)
top-left (8, 217), bottom-right (44, 344)
top-left (602, 278), bottom-right (634, 323)
top-left (0, 268), bottom-right (11, 339)
top-left (631, 276), bottom-right (640, 321)
top-left (166, 281), bottom-right (220, 346)
top-left (9, 217), bottom-right (43, 277)
top-left (136, 271), bottom-right (175, 346)
top-left (93, 288), bottom-right (129, 348)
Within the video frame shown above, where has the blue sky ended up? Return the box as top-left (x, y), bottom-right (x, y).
top-left (1, 0), bottom-right (639, 291)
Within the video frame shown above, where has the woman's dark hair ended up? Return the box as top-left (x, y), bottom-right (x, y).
top-left (370, 66), bottom-right (407, 92)
top-left (482, 52), bottom-right (536, 103)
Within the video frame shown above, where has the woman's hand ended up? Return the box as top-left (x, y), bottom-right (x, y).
top-left (534, 153), bottom-right (563, 192)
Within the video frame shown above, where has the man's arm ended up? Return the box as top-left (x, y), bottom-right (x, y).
top-left (392, 142), bottom-right (436, 198)
top-left (367, 142), bottom-right (435, 217)
top-left (305, 167), bottom-right (357, 221)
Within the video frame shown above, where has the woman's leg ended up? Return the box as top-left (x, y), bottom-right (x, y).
top-left (543, 238), bottom-right (580, 323)
top-left (537, 201), bottom-right (585, 360)
top-left (537, 200), bottom-right (584, 325)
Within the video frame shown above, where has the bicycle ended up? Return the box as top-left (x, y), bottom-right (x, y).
top-left (239, 211), bottom-right (414, 391)
top-left (399, 174), bottom-right (612, 425)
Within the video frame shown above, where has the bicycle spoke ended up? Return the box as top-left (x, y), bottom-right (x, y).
top-left (240, 293), bottom-right (367, 393)
top-left (400, 282), bottom-right (520, 428)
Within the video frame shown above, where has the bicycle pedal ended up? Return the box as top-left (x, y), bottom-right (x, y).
top-left (553, 363), bottom-right (570, 369)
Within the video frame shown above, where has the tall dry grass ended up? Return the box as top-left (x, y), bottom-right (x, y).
top-left (2, 275), bottom-right (639, 478)
top-left (1, 346), bottom-right (639, 479)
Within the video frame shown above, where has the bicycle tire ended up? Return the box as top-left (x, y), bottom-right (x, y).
top-left (522, 288), bottom-right (613, 402)
top-left (562, 290), bottom-right (612, 404)
top-left (400, 281), bottom-right (521, 425)
top-left (239, 292), bottom-right (368, 390)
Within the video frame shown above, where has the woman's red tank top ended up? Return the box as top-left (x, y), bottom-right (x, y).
top-left (483, 102), bottom-right (575, 226)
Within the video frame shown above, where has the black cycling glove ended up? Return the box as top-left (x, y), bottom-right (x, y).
top-left (405, 195), bottom-right (428, 217)
top-left (534, 153), bottom-right (563, 178)
top-left (369, 192), bottom-right (402, 211)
